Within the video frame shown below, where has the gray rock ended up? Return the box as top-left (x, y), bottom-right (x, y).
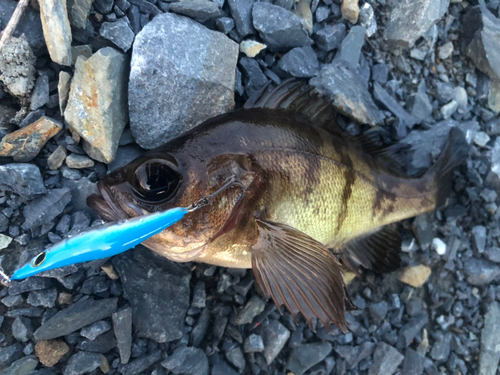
top-left (464, 258), bottom-right (500, 286)
top-left (0, 35), bottom-right (37, 97)
top-left (30, 75), bottom-right (50, 111)
top-left (244, 334), bottom-right (264, 353)
top-left (39, 0), bottom-right (72, 65)
top-left (67, 0), bottom-right (93, 29)
top-left (310, 62), bottom-right (383, 126)
top-left (472, 225), bottom-right (487, 253)
top-left (63, 351), bottom-right (101, 375)
top-left (228, 0), bottom-right (255, 37)
top-left (313, 23), bottom-right (346, 52)
top-left (211, 360), bottom-right (238, 375)
top-left (112, 247), bottom-right (191, 343)
top-left (65, 47), bottom-right (128, 163)
top-left (94, 0), bottom-right (113, 13)
top-left (76, 330), bottom-right (117, 353)
top-left (169, 0), bottom-right (220, 23)
top-left (480, 301), bottom-right (500, 375)
top-left (369, 301), bottom-right (388, 324)
top-left (100, 18), bottom-right (135, 52)
top-left (225, 347), bottom-right (245, 371)
top-left (22, 188), bottom-right (72, 230)
top-left (34, 297), bottom-right (117, 340)
top-left (430, 331), bottom-right (452, 361)
top-left (65, 154), bottom-right (95, 169)
top-left (252, 2), bottom-right (312, 52)
top-left (397, 314), bottom-right (428, 348)
top-left (438, 41), bottom-right (454, 60)
top-left (27, 288), bottom-right (57, 308)
top-left (58, 71), bottom-right (72, 113)
top-left (262, 320), bottom-right (290, 364)
top-left (129, 13), bottom-right (238, 149)
top-left (107, 144), bottom-right (143, 173)
top-left (61, 177), bottom-right (99, 218)
top-left (0, 164), bottom-right (46, 198)
top-left (484, 247), bottom-right (500, 263)
top-left (384, 0), bottom-right (450, 49)
top-left (236, 295), bottom-right (265, 325)
top-left (402, 348), bottom-right (424, 375)
top-left (216, 17), bottom-right (235, 34)
top-left (191, 281), bottom-right (206, 308)
top-left (359, 3), bottom-right (377, 37)
top-left (0, 356), bottom-right (38, 375)
top-left (121, 350), bottom-right (162, 375)
top-left (112, 307), bottom-right (133, 364)
top-left (408, 89), bottom-right (433, 122)
top-left (161, 346), bottom-right (209, 375)
top-left (239, 57), bottom-right (268, 97)
top-left (463, 5), bottom-right (500, 82)
top-left (368, 342), bottom-right (404, 375)
top-left (333, 25), bottom-right (366, 67)
top-left (373, 82), bottom-right (417, 128)
top-left (0, 344), bottom-right (23, 370)
top-left (286, 342), bottom-right (332, 375)
top-left (277, 46), bottom-right (319, 78)
top-left (80, 320), bottom-right (111, 340)
top-left (8, 277), bottom-right (54, 296)
top-left (12, 317), bottom-right (33, 342)
top-left (71, 44), bottom-right (92, 65)
top-left (372, 63), bottom-right (389, 84)
top-left (0, 0), bottom-right (45, 53)
top-left (47, 146), bottom-right (67, 170)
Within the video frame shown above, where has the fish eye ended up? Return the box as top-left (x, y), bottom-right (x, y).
top-left (32, 251), bottom-right (46, 267)
top-left (132, 159), bottom-right (181, 202)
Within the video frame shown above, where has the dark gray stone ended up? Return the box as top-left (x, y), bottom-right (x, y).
top-left (227, 0), bottom-right (254, 37)
top-left (27, 288), bottom-right (57, 308)
top-left (310, 62), bottom-right (383, 126)
top-left (67, 0), bottom-right (94, 29)
top-left (129, 13), bottom-right (238, 149)
top-left (191, 281), bottom-right (206, 308)
top-left (277, 46), bottom-right (319, 78)
top-left (408, 89), bottom-right (433, 122)
top-left (128, 0), bottom-right (161, 16)
top-left (464, 258), bottom-right (500, 286)
top-left (30, 75), bottom-right (49, 111)
top-left (286, 342), bottom-right (332, 375)
top-left (211, 360), bottom-right (238, 375)
top-left (0, 164), bottom-right (46, 198)
top-left (333, 25), bottom-right (366, 67)
top-left (22, 188), bottom-right (72, 230)
top-left (161, 346), bottom-right (209, 375)
top-left (0, 355), bottom-right (38, 375)
top-left (191, 307), bottom-right (210, 347)
top-left (262, 320), bottom-right (290, 364)
top-left (244, 334), bottom-right (264, 353)
top-left (252, 2), bottom-right (312, 52)
top-left (402, 348), bottom-right (424, 375)
top-left (76, 330), bottom-right (116, 353)
top-left (80, 320), bottom-right (111, 340)
top-left (63, 351), bottom-right (101, 375)
top-left (112, 247), bottom-right (191, 343)
top-left (314, 23), bottom-right (346, 52)
top-left (239, 57), bottom-right (268, 96)
top-left (100, 18), bottom-right (135, 52)
top-left (372, 63), bottom-right (389, 84)
top-left (225, 347), bottom-right (245, 372)
top-left (369, 301), bottom-right (388, 324)
top-left (434, 81), bottom-right (455, 104)
top-left (12, 317), bottom-right (33, 342)
top-left (236, 295), bottom-right (266, 325)
top-left (216, 17), bottom-right (234, 34)
top-left (0, 344), bottom-right (23, 371)
top-left (384, 0), bottom-right (450, 49)
top-left (169, 0), bottom-right (220, 23)
top-left (9, 277), bottom-right (53, 296)
top-left (373, 82), bottom-right (417, 128)
top-left (368, 342), bottom-right (404, 375)
top-left (463, 5), bottom-right (500, 82)
top-left (430, 332), bottom-right (452, 362)
top-left (34, 297), bottom-right (117, 340)
top-left (397, 314), bottom-right (428, 348)
top-left (113, 306), bottom-right (133, 363)
top-left (121, 350), bottom-right (162, 375)
top-left (94, 0), bottom-right (114, 13)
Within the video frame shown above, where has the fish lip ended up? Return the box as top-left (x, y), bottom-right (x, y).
top-left (87, 181), bottom-right (129, 222)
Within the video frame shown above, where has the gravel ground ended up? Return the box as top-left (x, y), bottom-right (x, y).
top-left (1, 0), bottom-right (500, 374)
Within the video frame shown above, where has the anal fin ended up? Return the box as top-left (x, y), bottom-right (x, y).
top-left (251, 219), bottom-right (353, 333)
top-left (339, 226), bottom-right (401, 274)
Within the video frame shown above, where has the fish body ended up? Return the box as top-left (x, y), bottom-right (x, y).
top-left (88, 80), bottom-right (468, 331)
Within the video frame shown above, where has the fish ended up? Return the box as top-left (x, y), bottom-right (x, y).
top-left (87, 80), bottom-right (468, 332)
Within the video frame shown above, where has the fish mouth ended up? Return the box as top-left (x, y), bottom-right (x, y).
top-left (87, 181), bottom-right (131, 222)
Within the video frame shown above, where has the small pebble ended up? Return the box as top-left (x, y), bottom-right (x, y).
top-left (432, 238), bottom-right (447, 255)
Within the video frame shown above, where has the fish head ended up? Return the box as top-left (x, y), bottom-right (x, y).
top-left (87, 146), bottom-right (257, 262)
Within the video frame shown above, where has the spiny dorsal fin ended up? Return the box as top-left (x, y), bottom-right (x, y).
top-left (250, 219), bottom-right (353, 333)
top-left (244, 79), bottom-right (341, 133)
top-left (339, 226), bottom-right (402, 275)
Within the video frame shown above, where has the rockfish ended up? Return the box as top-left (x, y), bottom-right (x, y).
top-left (87, 80), bottom-right (468, 332)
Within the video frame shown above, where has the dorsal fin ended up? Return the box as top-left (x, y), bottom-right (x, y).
top-left (244, 79), bottom-right (340, 132)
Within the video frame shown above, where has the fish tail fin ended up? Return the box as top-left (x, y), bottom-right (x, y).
top-left (425, 127), bottom-right (468, 208)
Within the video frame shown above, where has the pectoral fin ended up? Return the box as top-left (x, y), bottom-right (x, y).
top-left (250, 219), bottom-right (353, 333)
top-left (339, 226), bottom-right (401, 274)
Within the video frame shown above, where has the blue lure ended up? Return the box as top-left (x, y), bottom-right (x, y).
top-left (11, 207), bottom-right (188, 280)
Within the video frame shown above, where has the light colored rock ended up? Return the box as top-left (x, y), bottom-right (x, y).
top-left (0, 234), bottom-right (13, 250)
top-left (129, 13), bottom-right (238, 149)
top-left (438, 41), bottom-right (454, 60)
top-left (440, 100), bottom-right (458, 119)
top-left (58, 71), bottom-right (72, 113)
top-left (359, 3), bottom-right (377, 37)
top-left (39, 0), bottom-right (72, 65)
top-left (240, 40), bottom-right (267, 57)
top-left (432, 238), bottom-right (446, 255)
top-left (64, 47), bottom-right (129, 163)
top-left (0, 116), bottom-right (63, 162)
top-left (293, 0), bottom-right (313, 33)
top-left (341, 0), bottom-right (359, 24)
top-left (489, 79), bottom-right (500, 113)
top-left (48, 145), bottom-right (67, 170)
top-left (0, 35), bottom-right (37, 97)
top-left (35, 340), bottom-right (70, 367)
top-left (480, 301), bottom-right (500, 375)
top-left (66, 153), bottom-right (95, 168)
top-left (399, 265), bottom-right (431, 288)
